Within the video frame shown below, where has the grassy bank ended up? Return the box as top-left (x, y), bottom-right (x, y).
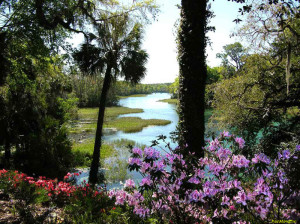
top-left (70, 107), bottom-right (144, 134)
top-left (78, 107), bottom-right (143, 120)
top-left (70, 106), bottom-right (171, 134)
top-left (158, 98), bottom-right (178, 104)
top-left (118, 94), bottom-right (148, 99)
top-left (105, 117), bottom-right (171, 133)
top-left (72, 140), bottom-right (117, 165)
top-left (72, 138), bottom-right (144, 182)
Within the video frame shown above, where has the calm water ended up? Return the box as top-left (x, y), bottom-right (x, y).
top-left (73, 93), bottom-right (215, 187)
top-left (103, 93), bottom-right (179, 149)
top-left (74, 93), bottom-right (178, 186)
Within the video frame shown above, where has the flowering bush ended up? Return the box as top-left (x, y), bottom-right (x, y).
top-left (109, 132), bottom-right (300, 223)
top-left (0, 170), bottom-right (120, 223)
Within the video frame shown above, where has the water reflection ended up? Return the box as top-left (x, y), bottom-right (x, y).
top-left (75, 93), bottom-right (179, 188)
top-left (103, 93), bottom-right (179, 149)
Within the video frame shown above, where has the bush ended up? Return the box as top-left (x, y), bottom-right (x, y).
top-left (0, 170), bottom-right (127, 223)
top-left (109, 133), bottom-right (300, 223)
top-left (0, 54), bottom-right (78, 179)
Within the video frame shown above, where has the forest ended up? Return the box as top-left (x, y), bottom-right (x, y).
top-left (0, 0), bottom-right (299, 223)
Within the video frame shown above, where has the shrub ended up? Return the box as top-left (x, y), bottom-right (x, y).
top-left (0, 170), bottom-right (125, 223)
top-left (109, 133), bottom-right (300, 223)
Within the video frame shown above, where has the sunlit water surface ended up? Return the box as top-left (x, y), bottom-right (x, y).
top-left (74, 93), bottom-right (178, 188)
top-left (73, 93), bottom-right (218, 188)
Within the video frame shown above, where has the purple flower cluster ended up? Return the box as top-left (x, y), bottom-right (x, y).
top-left (144, 147), bottom-right (160, 160)
top-left (132, 147), bottom-right (143, 157)
top-left (109, 134), bottom-right (300, 223)
top-left (128, 157), bottom-right (142, 166)
top-left (252, 153), bottom-right (271, 164)
top-left (124, 179), bottom-right (135, 188)
top-left (232, 155), bottom-right (250, 168)
top-left (235, 137), bottom-right (245, 149)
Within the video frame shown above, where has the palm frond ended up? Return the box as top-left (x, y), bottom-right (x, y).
top-left (120, 49), bottom-right (148, 84)
top-left (73, 43), bottom-right (106, 74)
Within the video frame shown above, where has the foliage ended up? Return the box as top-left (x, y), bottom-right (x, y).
top-left (71, 72), bottom-right (119, 107)
top-left (105, 117), bottom-right (171, 133)
top-left (168, 77), bottom-right (179, 99)
top-left (210, 1), bottom-right (300, 155)
top-left (73, 1), bottom-right (158, 184)
top-left (0, 53), bottom-right (77, 178)
top-left (216, 42), bottom-right (247, 77)
top-left (115, 81), bottom-right (170, 97)
top-left (0, 169), bottom-right (124, 223)
top-left (110, 134), bottom-right (300, 223)
top-left (0, 0), bottom-right (84, 178)
top-left (70, 73), bottom-right (170, 108)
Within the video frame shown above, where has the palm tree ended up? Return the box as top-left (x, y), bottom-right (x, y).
top-left (73, 13), bottom-right (148, 185)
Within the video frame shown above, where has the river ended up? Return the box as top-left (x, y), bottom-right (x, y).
top-left (103, 92), bottom-right (179, 149)
top-left (73, 93), bottom-right (214, 187)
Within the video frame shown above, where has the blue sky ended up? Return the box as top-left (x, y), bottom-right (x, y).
top-left (141, 0), bottom-right (244, 83)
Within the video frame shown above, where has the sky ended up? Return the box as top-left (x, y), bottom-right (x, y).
top-left (141, 0), bottom-right (244, 84)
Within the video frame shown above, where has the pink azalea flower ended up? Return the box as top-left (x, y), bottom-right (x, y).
top-left (234, 190), bottom-right (247, 206)
top-left (124, 179), bottom-right (135, 188)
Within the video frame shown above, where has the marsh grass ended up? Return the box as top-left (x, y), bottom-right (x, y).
top-left (72, 140), bottom-right (117, 167)
top-left (70, 107), bottom-right (144, 134)
top-left (118, 94), bottom-right (148, 99)
top-left (78, 107), bottom-right (144, 120)
top-left (71, 138), bottom-right (144, 167)
top-left (110, 138), bottom-right (146, 149)
top-left (70, 107), bottom-right (171, 134)
top-left (105, 117), bottom-right (171, 133)
top-left (104, 159), bottom-right (131, 183)
top-left (72, 140), bottom-right (116, 159)
top-left (158, 98), bottom-right (178, 104)
top-left (72, 138), bottom-right (141, 182)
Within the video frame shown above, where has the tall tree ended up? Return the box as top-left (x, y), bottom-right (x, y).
top-left (74, 13), bottom-right (148, 185)
top-left (177, 0), bottom-right (248, 157)
top-left (0, 0), bottom-right (79, 172)
top-left (177, 0), bottom-right (211, 157)
top-left (216, 42), bottom-right (247, 77)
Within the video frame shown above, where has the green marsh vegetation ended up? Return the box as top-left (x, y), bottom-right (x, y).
top-left (118, 94), bottom-right (148, 99)
top-left (72, 138), bottom-right (145, 183)
top-left (70, 106), bottom-right (171, 134)
top-left (158, 98), bottom-right (178, 104)
top-left (72, 138), bottom-right (144, 182)
top-left (72, 139), bottom-right (116, 167)
top-left (77, 107), bottom-right (144, 121)
top-left (106, 117), bottom-right (171, 133)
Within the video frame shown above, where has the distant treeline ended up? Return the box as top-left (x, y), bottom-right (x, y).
top-left (71, 74), bottom-right (170, 107)
top-left (115, 81), bottom-right (170, 96)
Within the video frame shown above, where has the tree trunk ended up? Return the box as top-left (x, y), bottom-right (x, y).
top-left (178, 0), bottom-right (208, 157)
top-left (3, 137), bottom-right (11, 168)
top-left (89, 65), bottom-right (112, 185)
